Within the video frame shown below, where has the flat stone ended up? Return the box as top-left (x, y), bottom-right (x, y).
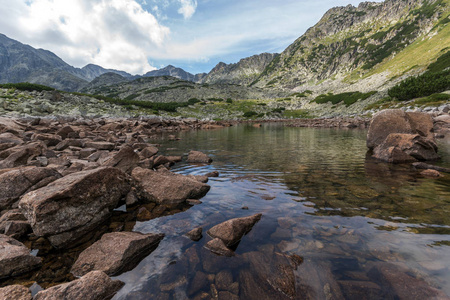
top-left (71, 231), bottom-right (164, 276)
top-left (131, 167), bottom-right (210, 205)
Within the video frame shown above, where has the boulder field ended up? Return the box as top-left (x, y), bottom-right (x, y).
top-left (0, 116), bottom-right (219, 297)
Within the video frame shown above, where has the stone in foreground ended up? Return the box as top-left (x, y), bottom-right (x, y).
top-left (34, 270), bottom-right (124, 300)
top-left (71, 231), bottom-right (164, 277)
top-left (187, 150), bottom-right (212, 164)
top-left (207, 213), bottom-right (262, 246)
top-left (102, 146), bottom-right (140, 174)
top-left (0, 234), bottom-right (42, 279)
top-left (0, 285), bottom-right (32, 300)
top-left (19, 167), bottom-right (131, 248)
top-left (131, 167), bottom-right (210, 205)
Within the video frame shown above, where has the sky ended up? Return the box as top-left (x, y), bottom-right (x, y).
top-left (0, 0), bottom-right (377, 75)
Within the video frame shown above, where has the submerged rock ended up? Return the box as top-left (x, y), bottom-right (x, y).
top-left (368, 262), bottom-right (449, 300)
top-left (34, 270), bottom-right (124, 300)
top-left (187, 150), bottom-right (212, 164)
top-left (131, 167), bottom-right (210, 205)
top-left (207, 213), bottom-right (262, 247)
top-left (0, 285), bottom-right (32, 300)
top-left (71, 231), bottom-right (164, 277)
top-left (19, 167), bottom-right (131, 248)
top-left (0, 234), bottom-right (42, 279)
top-left (185, 227), bottom-right (203, 241)
top-left (205, 238), bottom-right (235, 257)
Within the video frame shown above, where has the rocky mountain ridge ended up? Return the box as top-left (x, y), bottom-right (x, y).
top-left (252, 0), bottom-right (450, 93)
top-left (199, 53), bottom-right (278, 86)
top-left (0, 34), bottom-right (136, 91)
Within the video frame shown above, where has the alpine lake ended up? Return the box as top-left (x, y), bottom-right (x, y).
top-left (6, 122), bottom-right (450, 299)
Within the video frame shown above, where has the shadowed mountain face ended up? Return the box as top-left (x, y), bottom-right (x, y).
top-left (0, 34), bottom-right (132, 91)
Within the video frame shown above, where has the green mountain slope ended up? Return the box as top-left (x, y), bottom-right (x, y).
top-left (252, 0), bottom-right (450, 92)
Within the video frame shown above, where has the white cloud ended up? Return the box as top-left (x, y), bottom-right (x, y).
top-left (177, 0), bottom-right (197, 19)
top-left (0, 0), bottom-right (170, 74)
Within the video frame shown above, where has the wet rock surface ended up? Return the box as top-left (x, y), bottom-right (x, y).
top-left (132, 167), bottom-right (210, 205)
top-left (187, 150), bottom-right (213, 164)
top-left (34, 270), bottom-right (124, 300)
top-left (207, 214), bottom-right (262, 247)
top-left (71, 232), bottom-right (164, 277)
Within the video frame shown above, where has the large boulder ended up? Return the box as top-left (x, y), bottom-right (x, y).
top-left (19, 167), bottom-right (131, 248)
top-left (34, 270), bottom-right (124, 300)
top-left (372, 134), bottom-right (439, 163)
top-left (0, 167), bottom-right (62, 210)
top-left (367, 110), bottom-right (434, 150)
top-left (207, 214), bottom-right (262, 247)
top-left (71, 231), bottom-right (164, 277)
top-left (367, 110), bottom-right (439, 163)
top-left (131, 167), bottom-right (210, 205)
top-left (0, 234), bottom-right (42, 279)
top-left (0, 285), bottom-right (32, 300)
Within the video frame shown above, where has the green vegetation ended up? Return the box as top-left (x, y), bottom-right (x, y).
top-left (226, 98), bottom-right (233, 104)
top-left (243, 111), bottom-right (258, 118)
top-left (143, 84), bottom-right (194, 94)
top-left (388, 51), bottom-right (450, 100)
top-left (282, 109), bottom-right (311, 119)
top-left (291, 90), bottom-right (313, 98)
top-left (0, 82), bottom-right (55, 92)
top-left (413, 93), bottom-right (450, 105)
top-left (124, 94), bottom-right (140, 100)
top-left (314, 91), bottom-right (376, 106)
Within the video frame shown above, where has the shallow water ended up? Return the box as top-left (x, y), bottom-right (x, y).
top-left (112, 123), bottom-right (450, 299)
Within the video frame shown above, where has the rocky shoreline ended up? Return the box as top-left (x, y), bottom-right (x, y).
top-left (0, 115), bottom-right (267, 299)
top-left (0, 109), bottom-right (449, 299)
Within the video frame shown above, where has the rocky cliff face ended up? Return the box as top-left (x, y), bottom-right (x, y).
top-left (252, 0), bottom-right (449, 90)
top-left (200, 53), bottom-right (277, 85)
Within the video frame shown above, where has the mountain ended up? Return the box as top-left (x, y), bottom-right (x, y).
top-left (200, 53), bottom-right (278, 85)
top-left (80, 64), bottom-right (133, 81)
top-left (0, 34), bottom-right (133, 91)
top-left (143, 65), bottom-right (197, 82)
top-left (80, 72), bottom-right (130, 93)
top-left (252, 0), bottom-right (450, 92)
